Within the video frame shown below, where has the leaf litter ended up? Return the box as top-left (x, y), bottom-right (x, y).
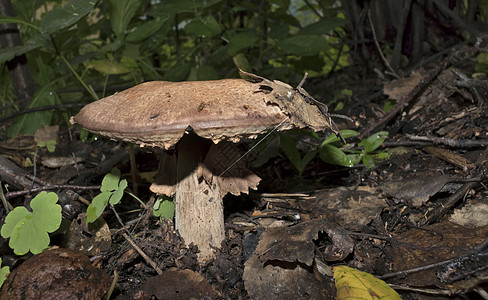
top-left (1, 63), bottom-right (488, 299)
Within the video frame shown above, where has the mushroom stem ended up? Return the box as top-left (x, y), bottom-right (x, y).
top-left (175, 132), bottom-right (225, 263)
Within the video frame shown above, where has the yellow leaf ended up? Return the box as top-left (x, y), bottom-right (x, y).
top-left (334, 266), bottom-right (401, 300)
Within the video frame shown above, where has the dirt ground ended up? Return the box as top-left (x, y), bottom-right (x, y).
top-left (1, 47), bottom-right (488, 299)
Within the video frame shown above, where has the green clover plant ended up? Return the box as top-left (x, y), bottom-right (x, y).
top-left (153, 195), bottom-right (175, 220)
top-left (86, 167), bottom-right (127, 223)
top-left (1, 191), bottom-right (62, 255)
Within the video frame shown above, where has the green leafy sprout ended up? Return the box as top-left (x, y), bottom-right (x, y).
top-left (281, 130), bottom-right (390, 176)
top-left (86, 167), bottom-right (127, 223)
top-left (0, 191), bottom-right (62, 255)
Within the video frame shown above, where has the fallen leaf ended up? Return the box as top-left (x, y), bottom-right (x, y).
top-left (334, 265), bottom-right (401, 300)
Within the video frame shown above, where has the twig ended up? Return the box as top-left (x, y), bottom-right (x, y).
top-left (5, 184), bottom-right (100, 199)
top-left (378, 246), bottom-right (488, 280)
top-left (121, 232), bottom-right (163, 275)
top-left (388, 283), bottom-right (452, 295)
top-left (0, 103), bottom-right (85, 124)
top-left (367, 10), bottom-right (400, 79)
top-left (0, 181), bottom-right (13, 212)
top-left (452, 69), bottom-right (486, 108)
top-left (303, 0), bottom-right (323, 19)
top-left (105, 270), bottom-right (118, 300)
top-left (406, 135), bottom-right (488, 148)
top-left (111, 206), bottom-right (132, 238)
top-left (421, 181), bottom-right (479, 225)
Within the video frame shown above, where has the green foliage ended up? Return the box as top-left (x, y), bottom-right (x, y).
top-left (1, 0), bottom-right (350, 136)
top-left (0, 192), bottom-right (62, 255)
top-left (0, 258), bottom-right (9, 288)
top-left (153, 196), bottom-right (175, 220)
top-left (40, 0), bottom-right (95, 35)
top-left (475, 52), bottom-right (488, 73)
top-left (281, 129), bottom-right (390, 175)
top-left (321, 130), bottom-right (389, 168)
top-left (37, 139), bottom-right (57, 152)
top-left (86, 167), bottom-right (127, 223)
top-left (7, 85), bottom-right (57, 136)
top-left (280, 134), bottom-right (318, 177)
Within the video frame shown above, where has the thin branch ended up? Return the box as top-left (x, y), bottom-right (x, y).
top-left (121, 232), bottom-right (163, 275)
top-left (303, 0), bottom-right (323, 19)
top-left (0, 103), bottom-right (85, 124)
top-left (5, 184), bottom-right (100, 199)
top-left (367, 10), bottom-right (400, 79)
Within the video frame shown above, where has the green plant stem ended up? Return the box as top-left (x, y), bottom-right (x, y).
top-left (60, 55), bottom-right (99, 101)
top-left (125, 191), bottom-right (145, 208)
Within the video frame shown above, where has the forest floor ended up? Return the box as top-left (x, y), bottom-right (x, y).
top-left (1, 48), bottom-right (488, 300)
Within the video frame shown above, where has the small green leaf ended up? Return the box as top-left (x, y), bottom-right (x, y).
top-left (277, 34), bottom-right (329, 56)
top-left (184, 15), bottom-right (221, 37)
top-left (126, 17), bottom-right (169, 43)
top-left (320, 144), bottom-right (354, 167)
top-left (232, 53), bottom-right (251, 72)
top-left (40, 0), bottom-right (95, 35)
top-left (0, 258), bottom-right (10, 289)
top-left (86, 191), bottom-right (111, 223)
top-left (8, 85), bottom-right (56, 137)
top-left (226, 31), bottom-right (258, 56)
top-left (280, 134), bottom-right (302, 172)
top-left (80, 128), bottom-right (89, 142)
top-left (0, 42), bottom-right (43, 65)
top-left (299, 18), bottom-right (347, 36)
top-left (347, 153), bottom-right (363, 165)
top-left (109, 0), bottom-right (141, 37)
top-left (362, 154), bottom-right (375, 169)
top-left (300, 150), bottom-right (318, 175)
top-left (87, 168), bottom-right (127, 223)
top-left (153, 196), bottom-right (175, 220)
top-left (101, 168), bottom-right (122, 192)
top-left (0, 192), bottom-right (61, 255)
top-left (358, 131), bottom-right (388, 152)
top-left (376, 151), bottom-right (390, 160)
top-left (109, 179), bottom-right (127, 206)
top-left (87, 59), bottom-right (131, 75)
top-left (321, 130), bottom-right (359, 146)
top-left (37, 140), bottom-right (57, 152)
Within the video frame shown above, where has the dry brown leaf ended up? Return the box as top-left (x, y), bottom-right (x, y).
top-left (383, 70), bottom-right (423, 100)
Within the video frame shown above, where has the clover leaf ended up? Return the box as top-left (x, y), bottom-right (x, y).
top-left (0, 258), bottom-right (10, 288)
top-left (1, 191), bottom-right (62, 255)
top-left (153, 196), bottom-right (175, 220)
top-left (86, 167), bottom-right (127, 223)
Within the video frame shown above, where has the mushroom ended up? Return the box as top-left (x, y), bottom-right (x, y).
top-left (73, 72), bottom-right (339, 263)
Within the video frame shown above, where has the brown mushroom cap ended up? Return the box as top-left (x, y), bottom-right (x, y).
top-left (74, 79), bottom-right (294, 149)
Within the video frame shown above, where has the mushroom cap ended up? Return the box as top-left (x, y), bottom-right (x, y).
top-left (74, 79), bottom-right (294, 149)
